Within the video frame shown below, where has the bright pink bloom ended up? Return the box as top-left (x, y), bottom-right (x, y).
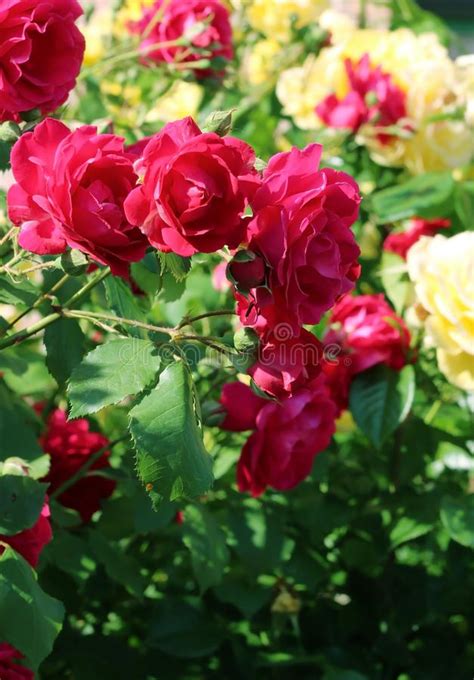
top-left (237, 376), bottom-right (336, 496)
top-left (0, 0), bottom-right (85, 121)
top-left (124, 117), bottom-right (260, 256)
top-left (219, 381), bottom-right (267, 432)
top-left (384, 217), bottom-right (451, 260)
top-left (7, 119), bottom-right (148, 277)
top-left (316, 54), bottom-right (407, 143)
top-left (323, 293), bottom-right (412, 413)
top-left (250, 328), bottom-right (323, 398)
top-left (0, 644), bottom-right (34, 680)
top-left (0, 502), bottom-right (52, 568)
top-left (236, 144), bottom-right (360, 332)
top-left (40, 409), bottom-right (116, 523)
top-left (129, 0), bottom-right (232, 77)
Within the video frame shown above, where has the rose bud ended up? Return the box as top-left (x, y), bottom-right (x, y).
top-left (227, 250), bottom-right (266, 292)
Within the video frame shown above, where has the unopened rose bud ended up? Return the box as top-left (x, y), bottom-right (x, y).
top-left (1, 457), bottom-right (29, 477)
top-left (227, 250), bottom-right (266, 291)
top-left (203, 109), bottom-right (234, 136)
top-left (233, 326), bottom-right (259, 354)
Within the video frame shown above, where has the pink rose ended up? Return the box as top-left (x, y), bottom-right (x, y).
top-left (8, 119), bottom-right (148, 277)
top-left (237, 376), bottom-right (337, 496)
top-left (40, 409), bottom-right (116, 524)
top-left (384, 217), bottom-right (451, 260)
top-left (0, 502), bottom-right (52, 568)
top-left (211, 261), bottom-right (231, 293)
top-left (0, 0), bottom-right (85, 122)
top-left (0, 644), bottom-right (34, 680)
top-left (315, 54), bottom-right (407, 143)
top-left (250, 327), bottom-right (323, 398)
top-left (129, 0), bottom-right (232, 77)
top-left (219, 381), bottom-right (267, 432)
top-left (323, 293), bottom-right (413, 413)
top-left (125, 117), bottom-right (260, 256)
top-left (236, 144), bottom-right (360, 332)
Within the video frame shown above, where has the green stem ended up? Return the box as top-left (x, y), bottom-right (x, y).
top-left (0, 251), bottom-right (23, 273)
top-left (50, 436), bottom-right (127, 500)
top-left (176, 309), bottom-right (236, 330)
top-left (5, 273), bottom-right (71, 332)
top-left (0, 267), bottom-right (110, 350)
top-left (64, 309), bottom-right (173, 336)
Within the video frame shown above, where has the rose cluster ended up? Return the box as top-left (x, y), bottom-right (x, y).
top-left (218, 144), bottom-right (362, 495)
top-left (8, 116), bottom-right (362, 495)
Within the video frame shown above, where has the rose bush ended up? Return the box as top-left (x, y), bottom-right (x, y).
top-left (0, 1), bottom-right (472, 678)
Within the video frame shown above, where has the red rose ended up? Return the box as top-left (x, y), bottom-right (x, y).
top-left (227, 251), bottom-right (266, 292)
top-left (0, 644), bottom-right (34, 680)
top-left (0, 502), bottom-right (52, 569)
top-left (40, 409), bottom-right (116, 523)
top-left (323, 294), bottom-right (412, 412)
top-left (0, 0), bottom-right (85, 122)
top-left (125, 117), bottom-right (260, 256)
top-left (250, 327), bottom-right (323, 398)
top-left (219, 381), bottom-right (267, 432)
top-left (237, 144), bottom-right (360, 332)
top-left (7, 119), bottom-right (148, 277)
top-left (384, 217), bottom-right (451, 260)
top-left (237, 376), bottom-right (337, 496)
top-left (315, 54), bottom-right (407, 143)
top-left (129, 0), bottom-right (232, 77)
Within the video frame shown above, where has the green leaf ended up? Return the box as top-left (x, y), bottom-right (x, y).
top-left (390, 516), bottom-right (433, 549)
top-left (0, 475), bottom-right (47, 535)
top-left (44, 318), bottom-right (85, 385)
top-left (104, 276), bottom-right (146, 338)
top-left (158, 252), bottom-right (192, 281)
top-left (88, 530), bottom-right (146, 596)
top-left (440, 495), bottom-right (474, 549)
top-left (129, 361), bottom-right (214, 504)
top-left (68, 338), bottom-right (161, 418)
top-left (131, 252), bottom-right (161, 296)
top-left (379, 251), bottom-right (410, 315)
top-left (148, 599), bottom-right (222, 658)
top-left (0, 277), bottom-right (37, 306)
top-left (454, 181), bottom-right (474, 228)
top-left (182, 504), bottom-right (229, 592)
top-left (370, 172), bottom-right (454, 223)
top-left (349, 365), bottom-right (415, 448)
top-left (0, 383), bottom-right (42, 460)
top-left (0, 548), bottom-right (64, 669)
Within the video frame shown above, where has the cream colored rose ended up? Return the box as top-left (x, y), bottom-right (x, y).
top-left (145, 81), bottom-right (203, 123)
top-left (407, 232), bottom-right (474, 391)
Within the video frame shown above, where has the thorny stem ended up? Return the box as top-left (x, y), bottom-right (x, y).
top-left (0, 268), bottom-right (110, 349)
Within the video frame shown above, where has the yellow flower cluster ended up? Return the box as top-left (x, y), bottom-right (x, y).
top-left (407, 232), bottom-right (474, 391)
top-left (82, 9), bottom-right (114, 67)
top-left (277, 15), bottom-right (474, 174)
top-left (246, 0), bottom-right (328, 43)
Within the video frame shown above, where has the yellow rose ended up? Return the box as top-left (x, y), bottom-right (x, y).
top-left (455, 55), bottom-right (474, 127)
top-left (114, 0), bottom-right (155, 35)
top-left (407, 232), bottom-right (474, 391)
top-left (318, 9), bottom-right (355, 43)
top-left (245, 39), bottom-right (281, 86)
top-left (82, 10), bottom-right (114, 67)
top-left (247, 0), bottom-right (328, 43)
top-left (145, 81), bottom-right (203, 123)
